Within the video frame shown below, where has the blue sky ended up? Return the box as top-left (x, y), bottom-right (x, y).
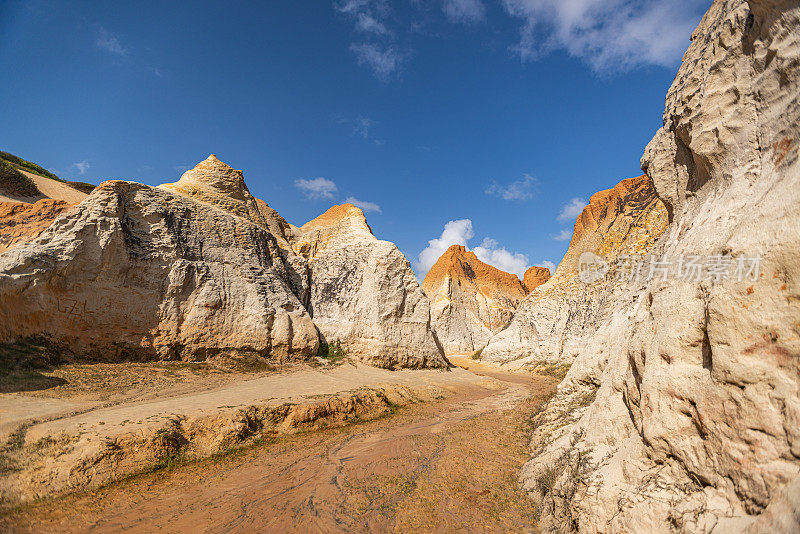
top-left (0, 0), bottom-right (708, 279)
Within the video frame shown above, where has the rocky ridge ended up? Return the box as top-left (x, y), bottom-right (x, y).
top-left (0, 157), bottom-right (444, 369)
top-left (517, 1), bottom-right (800, 531)
top-left (422, 244), bottom-right (531, 355)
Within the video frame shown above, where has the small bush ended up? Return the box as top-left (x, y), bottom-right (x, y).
top-left (66, 181), bottom-right (96, 194)
top-left (471, 346), bottom-right (485, 360)
top-left (319, 339), bottom-right (346, 362)
top-left (0, 159), bottom-right (39, 197)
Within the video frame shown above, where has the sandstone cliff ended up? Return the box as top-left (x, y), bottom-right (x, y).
top-left (0, 158), bottom-right (319, 363)
top-left (519, 1), bottom-right (800, 532)
top-left (422, 244), bottom-right (530, 354)
top-left (292, 204), bottom-right (447, 369)
top-left (480, 174), bottom-right (668, 367)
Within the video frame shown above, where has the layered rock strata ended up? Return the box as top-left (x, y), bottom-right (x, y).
top-left (422, 244), bottom-right (530, 354)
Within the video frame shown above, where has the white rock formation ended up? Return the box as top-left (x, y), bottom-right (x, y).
top-left (518, 1), bottom-right (800, 532)
top-left (292, 204), bottom-right (447, 369)
top-left (0, 160), bottom-right (319, 362)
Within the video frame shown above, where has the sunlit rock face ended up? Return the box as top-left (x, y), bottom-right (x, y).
top-left (0, 156), bottom-right (319, 362)
top-left (422, 244), bottom-right (530, 355)
top-left (517, 1), bottom-right (800, 532)
top-left (292, 204), bottom-right (447, 369)
top-left (480, 174), bottom-right (668, 367)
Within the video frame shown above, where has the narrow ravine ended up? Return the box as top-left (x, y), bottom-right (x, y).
top-left (2, 365), bottom-right (557, 533)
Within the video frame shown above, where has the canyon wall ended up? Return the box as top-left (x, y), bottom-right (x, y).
top-left (480, 175), bottom-right (668, 368)
top-left (519, 1), bottom-right (800, 531)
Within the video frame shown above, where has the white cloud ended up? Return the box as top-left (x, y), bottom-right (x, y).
top-left (73, 160), bottom-right (90, 175)
top-left (473, 237), bottom-right (529, 279)
top-left (485, 174), bottom-right (536, 201)
top-left (500, 0), bottom-right (706, 72)
top-left (442, 0), bottom-right (485, 24)
top-left (416, 219), bottom-right (474, 276)
top-left (350, 43), bottom-right (403, 79)
top-left (415, 219), bottom-right (544, 280)
top-left (295, 177), bottom-right (338, 199)
top-left (356, 12), bottom-right (390, 35)
top-left (553, 229), bottom-right (573, 241)
top-left (96, 28), bottom-right (127, 56)
top-left (557, 197), bottom-right (587, 222)
top-left (345, 196), bottom-right (382, 213)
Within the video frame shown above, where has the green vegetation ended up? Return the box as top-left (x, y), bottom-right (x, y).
top-left (65, 181), bottom-right (96, 194)
top-left (318, 339), bottom-right (347, 362)
top-left (471, 346), bottom-right (485, 360)
top-left (0, 151), bottom-right (62, 182)
top-left (0, 159), bottom-right (39, 197)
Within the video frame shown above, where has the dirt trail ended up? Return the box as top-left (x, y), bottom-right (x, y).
top-left (2, 364), bottom-right (557, 533)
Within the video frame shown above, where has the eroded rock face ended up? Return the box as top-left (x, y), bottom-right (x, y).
top-left (293, 204), bottom-right (447, 369)
top-left (520, 1), bottom-right (800, 532)
top-left (522, 266), bottom-right (550, 293)
top-left (0, 199), bottom-right (74, 253)
top-left (0, 161), bottom-right (319, 362)
top-left (480, 175), bottom-right (668, 367)
top-left (422, 244), bottom-right (529, 354)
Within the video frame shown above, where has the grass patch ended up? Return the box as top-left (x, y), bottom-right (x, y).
top-left (0, 151), bottom-right (62, 182)
top-left (318, 339), bottom-right (346, 362)
top-left (65, 181), bottom-right (95, 194)
top-left (532, 363), bottom-right (571, 380)
top-left (0, 159), bottom-right (39, 197)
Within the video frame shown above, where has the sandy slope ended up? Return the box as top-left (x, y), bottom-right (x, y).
top-left (0, 170), bottom-right (87, 204)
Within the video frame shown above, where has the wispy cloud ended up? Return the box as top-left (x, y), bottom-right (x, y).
top-left (557, 197), bottom-right (587, 222)
top-left (73, 160), bottom-right (90, 175)
top-left (350, 43), bottom-right (404, 80)
top-left (95, 28), bottom-right (127, 56)
top-left (345, 196), bottom-right (382, 213)
top-left (295, 177), bottom-right (338, 199)
top-left (552, 229), bottom-right (572, 241)
top-left (485, 174), bottom-right (536, 201)
top-left (500, 0), bottom-right (706, 73)
top-left (415, 219), bottom-right (544, 279)
top-left (442, 0), bottom-right (485, 24)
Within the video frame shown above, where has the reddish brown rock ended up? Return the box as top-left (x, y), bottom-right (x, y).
top-left (0, 199), bottom-right (74, 253)
top-left (522, 266), bottom-right (550, 293)
top-left (422, 244), bottom-right (529, 354)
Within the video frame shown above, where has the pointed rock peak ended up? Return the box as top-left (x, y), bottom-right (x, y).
top-left (158, 155), bottom-right (266, 224)
top-left (422, 243), bottom-right (525, 296)
top-left (523, 266), bottom-right (550, 293)
top-left (300, 203), bottom-right (373, 235)
top-left (177, 154), bottom-right (250, 200)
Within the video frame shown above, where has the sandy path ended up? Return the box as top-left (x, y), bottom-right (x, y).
top-left (2, 365), bottom-right (556, 533)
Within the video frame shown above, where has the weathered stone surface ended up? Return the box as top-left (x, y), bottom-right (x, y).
top-left (480, 175), bottom-right (668, 366)
top-left (519, 1), bottom-right (800, 532)
top-left (422, 244), bottom-right (529, 354)
top-left (0, 160), bottom-right (319, 362)
top-left (292, 204), bottom-right (447, 369)
top-left (0, 199), bottom-right (74, 253)
top-left (522, 266), bottom-right (550, 293)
